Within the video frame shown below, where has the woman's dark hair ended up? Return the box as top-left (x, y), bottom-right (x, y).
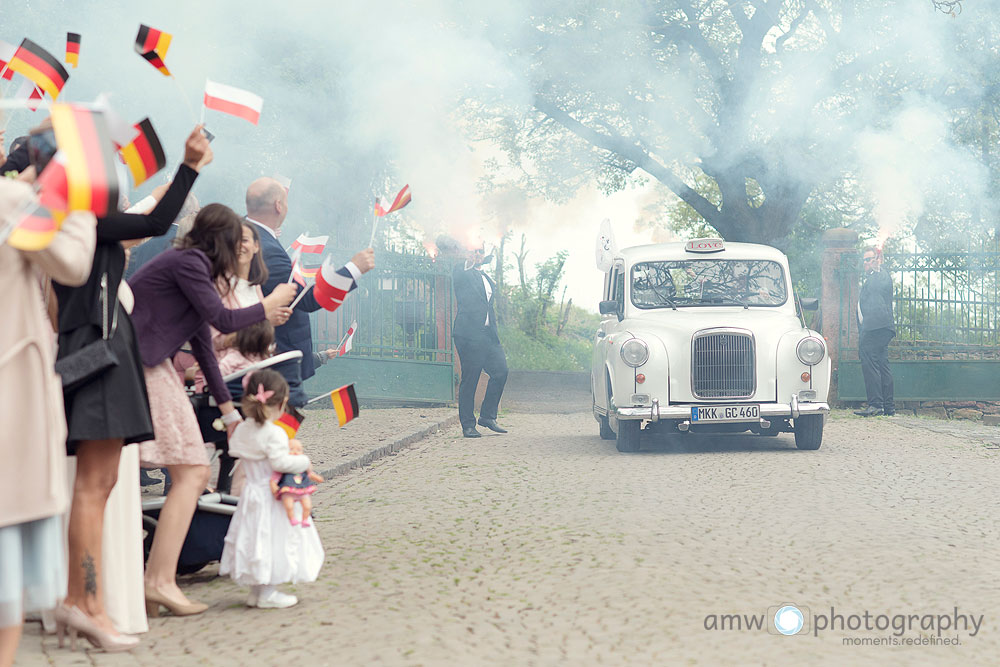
top-left (235, 320), bottom-right (274, 359)
top-left (179, 203), bottom-right (243, 295)
top-left (242, 369), bottom-right (289, 424)
top-left (242, 221), bottom-right (269, 287)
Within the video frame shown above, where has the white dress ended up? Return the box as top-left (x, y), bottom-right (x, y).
top-left (219, 421), bottom-right (324, 586)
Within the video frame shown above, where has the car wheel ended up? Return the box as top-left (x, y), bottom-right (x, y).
top-left (615, 419), bottom-right (641, 453)
top-left (793, 414), bottom-right (823, 450)
top-left (599, 415), bottom-right (615, 440)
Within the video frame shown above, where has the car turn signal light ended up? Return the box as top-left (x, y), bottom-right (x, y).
top-left (636, 373), bottom-right (646, 384)
top-left (801, 372), bottom-right (811, 382)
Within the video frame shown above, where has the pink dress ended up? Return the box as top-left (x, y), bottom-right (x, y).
top-left (139, 360), bottom-right (209, 467)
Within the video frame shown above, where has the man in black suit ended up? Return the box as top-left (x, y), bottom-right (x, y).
top-left (452, 246), bottom-right (508, 437)
top-left (854, 246), bottom-right (895, 417)
top-left (245, 177), bottom-right (374, 407)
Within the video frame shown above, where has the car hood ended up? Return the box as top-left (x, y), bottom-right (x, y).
top-left (622, 307), bottom-right (806, 403)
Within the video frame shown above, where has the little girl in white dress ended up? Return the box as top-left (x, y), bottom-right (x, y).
top-left (219, 369), bottom-right (325, 609)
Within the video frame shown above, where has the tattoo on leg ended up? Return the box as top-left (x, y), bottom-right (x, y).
top-left (82, 553), bottom-right (97, 596)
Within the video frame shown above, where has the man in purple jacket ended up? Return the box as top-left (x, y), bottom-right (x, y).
top-left (244, 178), bottom-right (374, 406)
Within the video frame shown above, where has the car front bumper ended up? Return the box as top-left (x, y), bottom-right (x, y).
top-left (612, 395), bottom-right (830, 422)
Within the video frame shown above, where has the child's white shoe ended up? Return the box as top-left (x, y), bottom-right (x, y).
top-left (256, 590), bottom-right (298, 609)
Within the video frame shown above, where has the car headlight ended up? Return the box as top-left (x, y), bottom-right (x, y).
top-left (796, 337), bottom-right (825, 365)
top-left (621, 338), bottom-right (649, 367)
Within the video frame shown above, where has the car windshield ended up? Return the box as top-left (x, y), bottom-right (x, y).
top-left (630, 259), bottom-right (788, 308)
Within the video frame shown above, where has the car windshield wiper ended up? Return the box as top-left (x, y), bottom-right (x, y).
top-left (649, 286), bottom-right (677, 310)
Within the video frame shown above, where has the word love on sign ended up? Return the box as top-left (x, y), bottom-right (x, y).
top-left (684, 238), bottom-right (726, 253)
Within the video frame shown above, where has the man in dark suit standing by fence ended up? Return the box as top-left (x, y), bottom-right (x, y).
top-left (452, 245), bottom-right (508, 438)
top-left (855, 246), bottom-right (895, 417)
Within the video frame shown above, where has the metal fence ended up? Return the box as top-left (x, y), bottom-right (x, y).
top-left (307, 248), bottom-right (455, 403)
top-left (836, 250), bottom-right (1000, 400)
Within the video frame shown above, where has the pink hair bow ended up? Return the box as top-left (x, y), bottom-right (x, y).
top-left (253, 384), bottom-right (274, 403)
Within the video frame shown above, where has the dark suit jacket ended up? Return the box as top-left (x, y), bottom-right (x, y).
top-left (858, 268), bottom-right (895, 334)
top-left (452, 263), bottom-right (499, 343)
top-left (254, 224), bottom-right (357, 380)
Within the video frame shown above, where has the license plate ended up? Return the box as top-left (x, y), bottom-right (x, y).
top-left (690, 404), bottom-right (760, 422)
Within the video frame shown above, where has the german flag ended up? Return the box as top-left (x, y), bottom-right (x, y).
top-left (65, 33), bottom-right (80, 68)
top-left (330, 384), bottom-right (359, 427)
top-left (50, 104), bottom-right (119, 218)
top-left (134, 24), bottom-right (172, 76)
top-left (118, 118), bottom-right (166, 186)
top-left (7, 39), bottom-right (69, 100)
top-left (274, 408), bottom-right (303, 439)
top-left (6, 202), bottom-right (59, 252)
top-left (374, 184), bottom-right (411, 217)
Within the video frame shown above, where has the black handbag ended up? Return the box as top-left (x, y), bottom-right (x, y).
top-left (55, 274), bottom-right (120, 392)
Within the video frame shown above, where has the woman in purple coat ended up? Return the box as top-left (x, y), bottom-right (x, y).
top-left (129, 204), bottom-right (295, 617)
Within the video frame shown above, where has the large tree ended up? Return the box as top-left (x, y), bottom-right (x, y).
top-left (470, 0), bottom-right (1000, 243)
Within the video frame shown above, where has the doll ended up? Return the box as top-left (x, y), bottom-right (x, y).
top-left (270, 439), bottom-right (324, 526)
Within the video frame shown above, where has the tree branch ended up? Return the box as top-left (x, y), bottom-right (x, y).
top-left (774, 4), bottom-right (813, 54)
top-left (533, 96), bottom-right (721, 225)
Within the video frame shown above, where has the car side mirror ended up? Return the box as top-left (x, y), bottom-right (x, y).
top-left (799, 297), bottom-right (819, 311)
top-left (599, 300), bottom-right (619, 316)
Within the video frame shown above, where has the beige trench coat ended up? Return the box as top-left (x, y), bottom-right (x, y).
top-left (0, 179), bottom-right (96, 529)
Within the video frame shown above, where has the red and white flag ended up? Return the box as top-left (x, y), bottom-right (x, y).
top-left (0, 39), bottom-right (16, 80)
top-left (290, 233), bottom-right (328, 254)
top-left (374, 184), bottom-right (411, 217)
top-left (314, 257), bottom-right (356, 312)
top-left (14, 79), bottom-right (43, 111)
top-left (286, 247), bottom-right (305, 287)
top-left (334, 321), bottom-right (357, 358)
top-left (203, 79), bottom-right (263, 125)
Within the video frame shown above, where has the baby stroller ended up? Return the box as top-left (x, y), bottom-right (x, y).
top-left (141, 350), bottom-right (303, 574)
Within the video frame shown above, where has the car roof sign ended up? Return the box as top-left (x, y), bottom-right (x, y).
top-left (685, 238), bottom-right (725, 253)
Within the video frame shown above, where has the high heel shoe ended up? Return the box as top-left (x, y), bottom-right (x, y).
top-left (144, 585), bottom-right (209, 617)
top-left (53, 605), bottom-right (139, 652)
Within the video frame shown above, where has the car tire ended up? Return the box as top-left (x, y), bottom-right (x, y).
top-left (599, 415), bottom-right (616, 440)
top-left (793, 414), bottom-right (823, 450)
top-left (615, 419), bottom-right (641, 453)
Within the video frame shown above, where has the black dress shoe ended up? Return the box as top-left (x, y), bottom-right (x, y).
top-left (462, 426), bottom-right (482, 438)
top-left (477, 418), bottom-right (507, 433)
top-left (853, 406), bottom-right (883, 417)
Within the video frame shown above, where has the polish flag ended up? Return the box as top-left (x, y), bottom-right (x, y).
top-left (14, 78), bottom-right (43, 111)
top-left (314, 257), bottom-right (356, 312)
top-left (203, 79), bottom-right (263, 125)
top-left (334, 321), bottom-right (357, 358)
top-left (290, 233), bottom-right (328, 254)
top-left (0, 39), bottom-right (16, 80)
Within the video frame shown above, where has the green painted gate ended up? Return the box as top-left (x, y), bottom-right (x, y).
top-left (305, 249), bottom-right (455, 404)
top-left (837, 251), bottom-right (1000, 400)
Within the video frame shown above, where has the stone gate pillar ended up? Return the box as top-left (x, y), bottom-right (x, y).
top-left (821, 228), bottom-right (859, 403)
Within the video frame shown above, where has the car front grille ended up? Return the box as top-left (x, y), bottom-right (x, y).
top-left (691, 330), bottom-right (755, 399)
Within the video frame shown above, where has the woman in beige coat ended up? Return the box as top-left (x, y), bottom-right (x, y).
top-left (0, 178), bottom-right (96, 667)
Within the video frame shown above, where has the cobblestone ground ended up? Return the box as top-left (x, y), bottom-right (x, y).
top-left (17, 409), bottom-right (1000, 666)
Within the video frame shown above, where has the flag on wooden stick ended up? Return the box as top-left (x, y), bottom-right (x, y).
top-left (65, 33), bottom-right (80, 68)
top-left (374, 184), bottom-right (411, 217)
top-left (118, 118), bottom-right (166, 186)
top-left (330, 384), bottom-right (359, 427)
top-left (334, 321), bottom-right (357, 358)
top-left (7, 39), bottom-right (69, 100)
top-left (290, 233), bottom-right (328, 254)
top-left (203, 79), bottom-right (263, 125)
top-left (50, 104), bottom-right (119, 217)
top-left (134, 24), bottom-right (172, 76)
top-left (0, 39), bottom-right (16, 80)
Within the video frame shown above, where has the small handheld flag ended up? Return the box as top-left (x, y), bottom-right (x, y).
top-left (334, 321), bottom-right (357, 358)
top-left (273, 408), bottom-right (304, 439)
top-left (6, 201), bottom-right (59, 251)
top-left (7, 39), bottom-right (70, 100)
top-left (300, 263), bottom-right (320, 280)
top-left (134, 24), bottom-right (172, 76)
top-left (203, 79), bottom-right (263, 125)
top-left (331, 384), bottom-right (359, 427)
top-left (290, 233), bottom-right (328, 254)
top-left (0, 39), bottom-right (16, 80)
top-left (65, 33), bottom-right (80, 68)
top-left (50, 104), bottom-right (120, 217)
top-left (118, 118), bottom-right (166, 187)
top-left (13, 79), bottom-right (43, 112)
top-left (374, 184), bottom-right (411, 217)
top-left (313, 257), bottom-right (356, 312)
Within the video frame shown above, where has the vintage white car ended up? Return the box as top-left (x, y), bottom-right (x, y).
top-left (592, 238), bottom-right (830, 452)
